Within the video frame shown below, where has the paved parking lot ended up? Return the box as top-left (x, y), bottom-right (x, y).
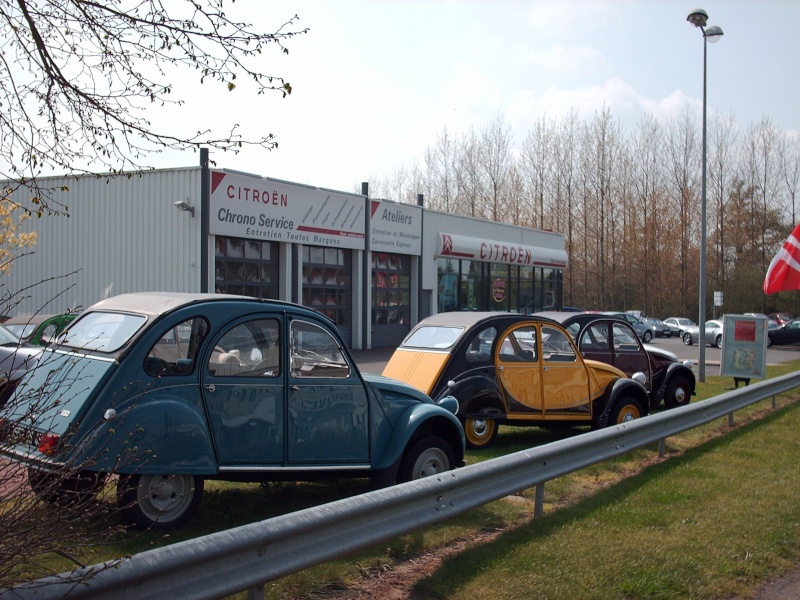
top-left (649, 334), bottom-right (800, 371)
top-left (352, 336), bottom-right (800, 376)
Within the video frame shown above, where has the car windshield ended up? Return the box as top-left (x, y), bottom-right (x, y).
top-left (5, 323), bottom-right (35, 338)
top-left (404, 325), bottom-right (464, 349)
top-left (60, 311), bottom-right (147, 352)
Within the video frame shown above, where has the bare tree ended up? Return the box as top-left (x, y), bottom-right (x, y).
top-left (478, 116), bottom-right (514, 223)
top-left (424, 128), bottom-right (459, 214)
top-left (664, 109), bottom-right (701, 319)
top-left (706, 111), bottom-right (738, 296)
top-left (1, 0), bottom-right (308, 212)
top-left (520, 117), bottom-right (555, 230)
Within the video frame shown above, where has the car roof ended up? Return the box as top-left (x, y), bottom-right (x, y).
top-left (4, 313), bottom-right (64, 327)
top-left (534, 311), bottom-right (628, 326)
top-left (411, 311), bottom-right (562, 332)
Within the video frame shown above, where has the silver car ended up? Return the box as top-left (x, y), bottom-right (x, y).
top-left (682, 319), bottom-right (724, 348)
top-left (664, 317), bottom-right (696, 338)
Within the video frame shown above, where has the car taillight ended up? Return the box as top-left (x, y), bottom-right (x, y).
top-left (38, 433), bottom-right (60, 456)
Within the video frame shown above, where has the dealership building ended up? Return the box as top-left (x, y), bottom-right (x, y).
top-left (7, 151), bottom-right (568, 348)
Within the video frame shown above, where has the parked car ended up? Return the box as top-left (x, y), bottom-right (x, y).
top-left (3, 312), bottom-right (77, 347)
top-left (682, 319), bottom-right (724, 348)
top-left (767, 313), bottom-right (793, 326)
top-left (663, 317), bottom-right (696, 338)
top-left (0, 324), bottom-right (42, 408)
top-left (767, 318), bottom-right (800, 346)
top-left (382, 312), bottom-right (649, 449)
top-left (642, 317), bottom-right (673, 338)
top-left (603, 312), bottom-right (652, 343)
top-left (538, 312), bottom-right (696, 410)
top-left (0, 293), bottom-right (465, 530)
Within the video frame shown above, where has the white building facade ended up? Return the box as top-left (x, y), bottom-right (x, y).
top-left (7, 153), bottom-right (568, 349)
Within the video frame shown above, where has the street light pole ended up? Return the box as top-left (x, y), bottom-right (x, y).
top-left (687, 9), bottom-right (723, 382)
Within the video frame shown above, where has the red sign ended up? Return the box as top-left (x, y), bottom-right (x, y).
top-left (734, 320), bottom-right (756, 342)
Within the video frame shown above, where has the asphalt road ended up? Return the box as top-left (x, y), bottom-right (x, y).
top-left (646, 333), bottom-right (800, 373)
top-left (351, 335), bottom-right (800, 377)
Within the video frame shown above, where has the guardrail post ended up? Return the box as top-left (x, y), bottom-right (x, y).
top-left (535, 483), bottom-right (545, 518)
top-left (772, 395), bottom-right (777, 409)
top-left (658, 438), bottom-right (666, 458)
top-left (246, 584), bottom-right (264, 600)
top-left (728, 412), bottom-right (734, 427)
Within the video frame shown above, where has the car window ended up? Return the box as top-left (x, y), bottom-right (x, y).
top-left (61, 311), bottom-right (147, 352)
top-left (498, 326), bottom-right (537, 363)
top-left (290, 320), bottom-right (350, 378)
top-left (145, 317), bottom-right (210, 376)
top-left (579, 323), bottom-right (609, 351)
top-left (207, 318), bottom-right (280, 378)
top-left (612, 323), bottom-right (639, 350)
top-left (404, 325), bottom-right (464, 349)
top-left (464, 326), bottom-right (497, 363)
top-left (542, 326), bottom-right (576, 362)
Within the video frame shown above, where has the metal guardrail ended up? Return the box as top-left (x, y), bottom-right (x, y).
top-left (8, 370), bottom-right (800, 599)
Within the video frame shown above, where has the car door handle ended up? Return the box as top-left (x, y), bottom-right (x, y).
top-left (204, 384), bottom-right (215, 392)
top-left (291, 385), bottom-right (300, 392)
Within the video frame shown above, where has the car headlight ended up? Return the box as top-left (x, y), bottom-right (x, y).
top-left (437, 395), bottom-right (459, 415)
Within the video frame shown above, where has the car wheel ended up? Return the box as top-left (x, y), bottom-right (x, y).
top-left (665, 375), bottom-right (691, 409)
top-left (117, 474), bottom-right (204, 530)
top-left (642, 330), bottom-right (652, 343)
top-left (397, 436), bottom-right (455, 483)
top-left (463, 416), bottom-right (499, 449)
top-left (609, 397), bottom-right (643, 425)
top-left (28, 467), bottom-right (107, 506)
top-left (683, 332), bottom-right (693, 346)
top-left (715, 335), bottom-right (723, 349)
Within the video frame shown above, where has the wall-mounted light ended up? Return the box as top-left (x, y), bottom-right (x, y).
top-left (174, 199), bottom-right (195, 217)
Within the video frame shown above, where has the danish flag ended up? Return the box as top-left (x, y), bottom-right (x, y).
top-left (764, 222), bottom-right (800, 294)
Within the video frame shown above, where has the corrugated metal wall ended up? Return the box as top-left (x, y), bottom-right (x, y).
top-left (5, 168), bottom-right (202, 316)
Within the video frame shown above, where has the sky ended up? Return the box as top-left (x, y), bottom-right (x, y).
top-left (147, 0), bottom-right (800, 195)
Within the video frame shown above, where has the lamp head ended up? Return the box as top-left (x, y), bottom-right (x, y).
top-left (704, 25), bottom-right (723, 42)
top-left (174, 200), bottom-right (196, 217)
top-left (687, 9), bottom-right (709, 28)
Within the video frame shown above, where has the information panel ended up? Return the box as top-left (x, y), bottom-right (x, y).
top-left (720, 314), bottom-right (768, 380)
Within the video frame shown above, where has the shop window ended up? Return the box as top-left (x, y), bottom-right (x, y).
top-left (437, 258), bottom-right (459, 312)
top-left (372, 252), bottom-right (410, 326)
top-left (302, 246), bottom-right (352, 327)
top-left (215, 236), bottom-right (278, 299)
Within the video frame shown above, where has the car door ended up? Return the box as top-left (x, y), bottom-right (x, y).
top-left (494, 324), bottom-right (543, 413)
top-left (609, 322), bottom-right (651, 382)
top-left (287, 318), bottom-right (370, 465)
top-left (577, 320), bottom-right (650, 384)
top-left (201, 315), bottom-right (287, 465)
top-left (540, 325), bottom-right (592, 415)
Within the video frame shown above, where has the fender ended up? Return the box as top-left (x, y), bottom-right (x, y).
top-left (70, 390), bottom-right (217, 475)
top-left (372, 403), bottom-right (465, 473)
top-left (593, 378), bottom-right (650, 428)
top-left (444, 374), bottom-right (506, 419)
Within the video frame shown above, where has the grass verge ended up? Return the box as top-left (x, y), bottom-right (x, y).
top-left (11, 361), bottom-right (800, 599)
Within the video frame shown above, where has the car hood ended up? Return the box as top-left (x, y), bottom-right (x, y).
top-left (362, 372), bottom-right (437, 405)
top-left (643, 344), bottom-right (678, 362)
